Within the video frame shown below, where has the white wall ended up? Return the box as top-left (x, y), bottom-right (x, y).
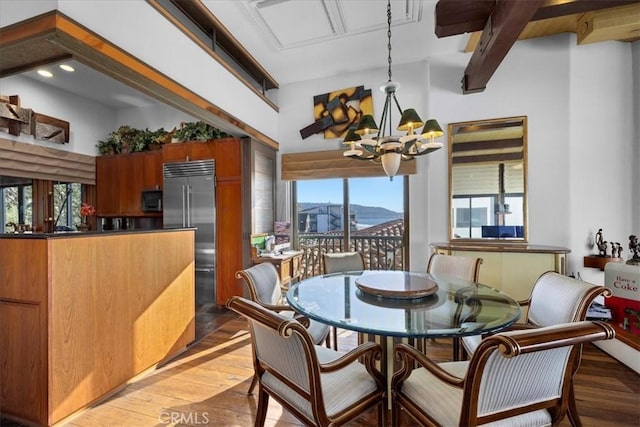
top-left (277, 34), bottom-right (637, 277)
top-left (115, 104), bottom-right (196, 133)
top-left (568, 38), bottom-right (635, 283)
top-left (1, 75), bottom-right (116, 156)
top-left (54, 0), bottom-right (278, 141)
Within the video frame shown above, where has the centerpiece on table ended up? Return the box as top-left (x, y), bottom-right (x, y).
top-left (77, 203), bottom-right (95, 232)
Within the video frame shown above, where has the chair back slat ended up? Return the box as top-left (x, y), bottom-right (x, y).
top-left (528, 272), bottom-right (606, 326)
top-left (251, 320), bottom-right (311, 391)
top-left (427, 253), bottom-right (483, 282)
top-left (322, 252), bottom-right (365, 274)
top-left (477, 346), bottom-right (570, 415)
top-left (237, 262), bottom-right (282, 305)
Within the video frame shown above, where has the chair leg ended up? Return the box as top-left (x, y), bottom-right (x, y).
top-left (254, 386), bottom-right (269, 427)
top-left (567, 382), bottom-right (583, 427)
top-left (332, 326), bottom-right (338, 350)
top-left (247, 373), bottom-right (258, 394)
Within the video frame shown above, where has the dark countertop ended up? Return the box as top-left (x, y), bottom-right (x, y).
top-left (0, 227), bottom-right (195, 239)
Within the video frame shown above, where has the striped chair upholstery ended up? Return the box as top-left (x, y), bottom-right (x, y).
top-left (460, 271), bottom-right (612, 426)
top-left (426, 253), bottom-right (483, 283)
top-left (227, 297), bottom-right (386, 427)
top-left (426, 253), bottom-right (483, 360)
top-left (235, 263), bottom-right (330, 393)
top-left (322, 251), bottom-right (365, 274)
top-left (321, 251), bottom-right (365, 350)
top-left (392, 321), bottom-right (615, 427)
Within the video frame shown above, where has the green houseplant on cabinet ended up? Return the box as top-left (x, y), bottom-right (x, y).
top-left (172, 121), bottom-right (229, 142)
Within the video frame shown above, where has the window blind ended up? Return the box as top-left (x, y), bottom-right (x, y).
top-left (0, 138), bottom-right (95, 184)
top-left (281, 149), bottom-right (416, 181)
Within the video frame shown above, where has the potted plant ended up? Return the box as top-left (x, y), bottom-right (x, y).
top-left (172, 121), bottom-right (228, 142)
top-left (97, 125), bottom-right (140, 155)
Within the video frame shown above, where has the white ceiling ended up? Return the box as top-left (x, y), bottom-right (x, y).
top-left (16, 1), bottom-right (466, 111)
top-left (203, 0), bottom-right (466, 85)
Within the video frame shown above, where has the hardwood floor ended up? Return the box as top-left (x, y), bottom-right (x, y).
top-left (37, 310), bottom-right (640, 426)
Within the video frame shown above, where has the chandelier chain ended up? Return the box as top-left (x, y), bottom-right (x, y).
top-left (387, 0), bottom-right (392, 82)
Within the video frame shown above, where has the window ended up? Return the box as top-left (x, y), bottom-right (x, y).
top-left (53, 182), bottom-right (83, 231)
top-left (1, 177), bottom-right (33, 233)
top-left (294, 176), bottom-right (407, 276)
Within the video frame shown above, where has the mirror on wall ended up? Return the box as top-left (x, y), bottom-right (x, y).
top-left (448, 116), bottom-right (528, 241)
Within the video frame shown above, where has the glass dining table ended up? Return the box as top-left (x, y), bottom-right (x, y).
top-left (286, 270), bottom-right (521, 409)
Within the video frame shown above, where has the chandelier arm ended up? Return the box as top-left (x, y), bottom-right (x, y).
top-left (378, 94), bottom-right (392, 140)
top-left (400, 139), bottom-right (417, 154)
top-left (361, 144), bottom-right (382, 156)
top-left (412, 146), bottom-right (443, 157)
top-left (391, 92), bottom-right (404, 116)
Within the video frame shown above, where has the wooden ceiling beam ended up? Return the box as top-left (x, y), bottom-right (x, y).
top-left (435, 0), bottom-right (640, 37)
top-left (434, 0), bottom-right (495, 38)
top-left (577, 3), bottom-right (640, 44)
top-left (462, 0), bottom-right (544, 94)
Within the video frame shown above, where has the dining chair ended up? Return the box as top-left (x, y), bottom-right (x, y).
top-left (426, 253), bottom-right (483, 361)
top-left (322, 251), bottom-right (365, 274)
top-left (235, 262), bottom-right (331, 393)
top-left (460, 271), bottom-right (612, 426)
top-left (392, 320), bottom-right (615, 427)
top-left (322, 251), bottom-right (366, 350)
top-left (227, 296), bottom-right (386, 427)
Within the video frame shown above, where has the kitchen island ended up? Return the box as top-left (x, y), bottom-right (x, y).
top-left (0, 228), bottom-right (196, 426)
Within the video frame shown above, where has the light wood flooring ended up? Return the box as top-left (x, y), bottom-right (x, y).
top-left (44, 310), bottom-right (640, 426)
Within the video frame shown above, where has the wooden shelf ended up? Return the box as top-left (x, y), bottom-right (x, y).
top-left (583, 255), bottom-right (624, 271)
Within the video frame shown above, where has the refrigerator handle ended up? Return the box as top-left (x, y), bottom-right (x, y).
top-left (181, 184), bottom-right (187, 227)
top-left (186, 184), bottom-right (192, 227)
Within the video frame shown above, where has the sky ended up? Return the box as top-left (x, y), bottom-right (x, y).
top-left (297, 177), bottom-right (404, 213)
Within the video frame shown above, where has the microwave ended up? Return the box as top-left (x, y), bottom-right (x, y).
top-left (141, 189), bottom-right (163, 212)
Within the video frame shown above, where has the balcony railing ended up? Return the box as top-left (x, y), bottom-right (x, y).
top-left (296, 233), bottom-right (405, 279)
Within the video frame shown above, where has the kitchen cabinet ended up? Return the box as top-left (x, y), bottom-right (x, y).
top-left (95, 138), bottom-right (276, 305)
top-left (96, 150), bottom-right (162, 217)
top-left (0, 230), bottom-right (195, 426)
top-left (162, 140), bottom-right (216, 163)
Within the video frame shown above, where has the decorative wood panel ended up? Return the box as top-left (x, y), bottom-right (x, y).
top-left (216, 179), bottom-right (244, 305)
top-left (0, 230), bottom-right (195, 425)
top-left (32, 112), bottom-right (69, 143)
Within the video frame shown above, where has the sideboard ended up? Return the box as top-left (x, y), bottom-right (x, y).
top-left (430, 242), bottom-right (570, 301)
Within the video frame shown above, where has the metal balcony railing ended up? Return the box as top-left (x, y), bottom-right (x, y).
top-left (296, 233), bottom-right (405, 279)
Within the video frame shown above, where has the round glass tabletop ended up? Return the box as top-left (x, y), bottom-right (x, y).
top-left (286, 270), bottom-right (521, 338)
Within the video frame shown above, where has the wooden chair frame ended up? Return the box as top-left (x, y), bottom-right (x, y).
top-left (227, 296), bottom-right (386, 427)
top-left (392, 321), bottom-right (615, 427)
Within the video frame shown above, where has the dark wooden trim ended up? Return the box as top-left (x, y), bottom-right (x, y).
top-left (462, 0), bottom-right (544, 94)
top-left (452, 138), bottom-right (523, 153)
top-left (452, 151), bottom-right (523, 164)
top-left (434, 0), bottom-right (640, 37)
top-left (0, 10), bottom-right (279, 150)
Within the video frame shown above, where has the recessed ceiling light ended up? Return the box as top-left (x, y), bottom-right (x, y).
top-left (59, 64), bottom-right (75, 72)
top-left (37, 69), bottom-right (54, 78)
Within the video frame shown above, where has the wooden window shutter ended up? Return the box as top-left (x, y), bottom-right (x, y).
top-left (281, 149), bottom-right (416, 181)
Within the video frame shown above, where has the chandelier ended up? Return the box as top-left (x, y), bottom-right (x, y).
top-left (342, 0), bottom-right (443, 179)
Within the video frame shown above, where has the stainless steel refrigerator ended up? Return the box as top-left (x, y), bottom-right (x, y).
top-left (163, 159), bottom-right (216, 307)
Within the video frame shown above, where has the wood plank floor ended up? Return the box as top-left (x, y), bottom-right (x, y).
top-left (52, 311), bottom-right (639, 426)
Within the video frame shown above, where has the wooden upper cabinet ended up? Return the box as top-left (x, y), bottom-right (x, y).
top-left (96, 151), bottom-right (162, 217)
top-left (96, 155), bottom-right (121, 216)
top-left (162, 141), bottom-right (216, 164)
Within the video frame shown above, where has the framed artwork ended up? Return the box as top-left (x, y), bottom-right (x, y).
top-left (299, 85), bottom-right (373, 139)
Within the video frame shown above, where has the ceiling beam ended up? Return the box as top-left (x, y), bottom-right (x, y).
top-left (435, 0), bottom-right (640, 37)
top-left (577, 3), bottom-right (640, 44)
top-left (462, 0), bottom-right (544, 94)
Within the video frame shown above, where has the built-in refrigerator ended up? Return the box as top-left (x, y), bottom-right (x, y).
top-left (163, 159), bottom-right (216, 307)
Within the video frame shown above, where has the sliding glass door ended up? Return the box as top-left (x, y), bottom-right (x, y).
top-left (294, 176), bottom-right (407, 277)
